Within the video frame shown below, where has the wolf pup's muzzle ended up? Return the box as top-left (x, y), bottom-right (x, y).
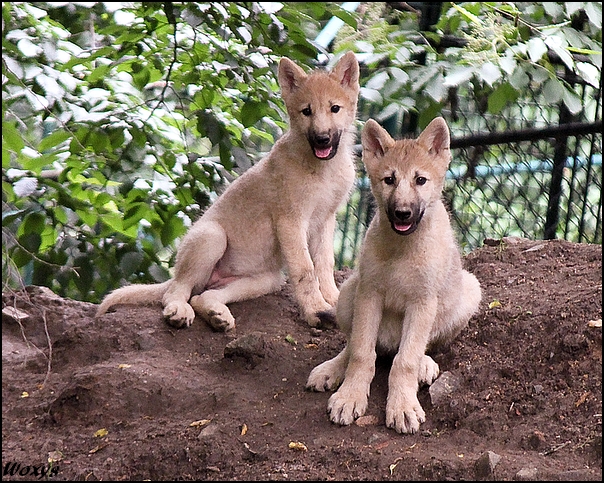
top-left (387, 205), bottom-right (425, 236)
top-left (308, 130), bottom-right (341, 160)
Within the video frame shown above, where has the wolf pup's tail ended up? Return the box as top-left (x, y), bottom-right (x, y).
top-left (96, 281), bottom-right (171, 317)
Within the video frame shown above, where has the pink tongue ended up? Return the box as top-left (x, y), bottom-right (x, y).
top-left (314, 146), bottom-right (332, 159)
top-left (395, 222), bottom-right (413, 232)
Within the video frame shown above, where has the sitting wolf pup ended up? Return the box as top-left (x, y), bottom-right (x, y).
top-left (306, 117), bottom-right (482, 434)
top-left (97, 52), bottom-right (360, 330)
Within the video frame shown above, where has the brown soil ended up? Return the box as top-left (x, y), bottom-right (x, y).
top-left (2, 237), bottom-right (602, 481)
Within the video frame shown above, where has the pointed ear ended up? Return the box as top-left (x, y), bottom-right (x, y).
top-left (417, 117), bottom-right (450, 157)
top-left (362, 119), bottom-right (395, 168)
top-left (330, 51), bottom-right (360, 91)
top-left (278, 57), bottom-right (308, 99)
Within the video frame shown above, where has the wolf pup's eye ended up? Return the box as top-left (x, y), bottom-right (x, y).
top-left (416, 176), bottom-right (427, 186)
top-left (331, 105), bottom-right (341, 113)
top-left (384, 176), bottom-right (395, 185)
top-left (301, 107), bottom-right (312, 116)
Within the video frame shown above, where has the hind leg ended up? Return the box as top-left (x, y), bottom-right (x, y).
top-left (190, 271), bottom-right (285, 331)
top-left (428, 270), bottom-right (481, 349)
top-left (163, 221), bottom-right (227, 328)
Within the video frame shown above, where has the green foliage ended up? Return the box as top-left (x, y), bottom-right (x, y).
top-left (3, 2), bottom-right (601, 302)
top-left (338, 2), bottom-right (601, 129)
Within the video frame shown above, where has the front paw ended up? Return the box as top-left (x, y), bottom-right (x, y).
top-left (327, 386), bottom-right (368, 426)
top-left (385, 391), bottom-right (425, 434)
top-left (303, 301), bottom-right (334, 328)
top-left (163, 302), bottom-right (195, 328)
top-left (418, 355), bottom-right (440, 386)
top-left (306, 359), bottom-right (344, 392)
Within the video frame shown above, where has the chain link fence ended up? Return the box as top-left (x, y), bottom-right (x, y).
top-left (335, 74), bottom-right (602, 268)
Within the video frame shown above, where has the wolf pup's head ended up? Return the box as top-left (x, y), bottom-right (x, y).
top-left (361, 117), bottom-right (451, 236)
top-left (278, 52), bottom-right (360, 161)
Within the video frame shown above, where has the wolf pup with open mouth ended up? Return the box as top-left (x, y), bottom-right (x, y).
top-left (306, 117), bottom-right (482, 434)
top-left (97, 52), bottom-right (360, 330)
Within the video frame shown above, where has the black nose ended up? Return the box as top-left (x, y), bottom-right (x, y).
top-left (313, 133), bottom-right (331, 146)
top-left (394, 210), bottom-right (412, 221)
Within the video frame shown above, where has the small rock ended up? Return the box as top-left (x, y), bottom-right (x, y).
top-left (523, 243), bottom-right (546, 253)
top-left (367, 433), bottom-right (383, 445)
top-left (355, 415), bottom-right (378, 427)
top-left (135, 330), bottom-right (156, 351)
top-left (224, 332), bottom-right (266, 364)
top-left (429, 371), bottom-right (460, 406)
top-left (197, 424), bottom-right (219, 440)
top-left (527, 430), bottom-right (547, 450)
top-left (2, 306), bottom-right (30, 324)
top-left (515, 467), bottom-right (539, 480)
top-left (474, 450), bottom-right (501, 479)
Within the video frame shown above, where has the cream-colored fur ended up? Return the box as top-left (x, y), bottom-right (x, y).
top-left (96, 52), bottom-right (360, 330)
top-left (306, 117), bottom-right (482, 434)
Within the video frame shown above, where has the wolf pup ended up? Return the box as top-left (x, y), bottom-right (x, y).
top-left (306, 117), bottom-right (482, 434)
top-left (97, 52), bottom-right (360, 330)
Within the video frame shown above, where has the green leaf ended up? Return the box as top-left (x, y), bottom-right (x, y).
top-left (20, 153), bottom-right (56, 174)
top-left (11, 247), bottom-right (34, 268)
top-left (443, 66), bottom-right (474, 87)
top-left (542, 78), bottom-right (564, 105)
top-left (575, 62), bottom-right (600, 88)
top-left (333, 8), bottom-right (357, 29)
top-left (62, 46), bottom-right (116, 69)
top-left (88, 63), bottom-right (112, 83)
top-left (18, 232), bottom-right (42, 253)
top-left (487, 83), bottom-right (518, 114)
top-left (478, 62), bottom-right (501, 87)
top-left (2, 208), bottom-right (29, 225)
top-left (584, 2), bottom-right (602, 28)
top-left (119, 251), bottom-right (145, 277)
top-left (2, 121), bottom-right (25, 153)
top-left (562, 88), bottom-right (583, 115)
top-left (240, 100), bottom-right (266, 128)
top-left (544, 36), bottom-right (574, 70)
top-left (526, 37), bottom-right (547, 63)
top-left (39, 225), bottom-right (58, 251)
top-left (76, 209), bottom-right (98, 228)
top-left (101, 212), bottom-right (125, 234)
top-left (160, 215), bottom-right (186, 246)
top-left (451, 3), bottom-right (483, 26)
top-left (21, 212), bottom-right (46, 236)
top-left (38, 130), bottom-right (72, 152)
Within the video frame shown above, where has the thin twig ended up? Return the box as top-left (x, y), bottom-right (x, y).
top-left (540, 440), bottom-right (572, 456)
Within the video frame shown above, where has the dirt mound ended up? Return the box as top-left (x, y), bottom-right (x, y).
top-left (2, 238), bottom-right (601, 480)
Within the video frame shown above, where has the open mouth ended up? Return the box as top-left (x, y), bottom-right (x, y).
top-left (388, 209), bottom-right (424, 236)
top-left (391, 220), bottom-right (418, 235)
top-left (308, 131), bottom-right (341, 160)
top-left (312, 145), bottom-right (337, 160)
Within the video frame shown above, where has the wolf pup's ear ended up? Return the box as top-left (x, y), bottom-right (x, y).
top-left (278, 57), bottom-right (308, 98)
top-left (362, 119), bottom-right (395, 159)
top-left (330, 51), bottom-right (360, 91)
top-left (417, 117), bottom-right (450, 158)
